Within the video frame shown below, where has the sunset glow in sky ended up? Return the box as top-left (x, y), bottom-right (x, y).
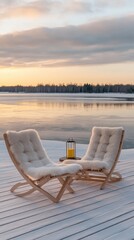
top-left (0, 0), bottom-right (134, 86)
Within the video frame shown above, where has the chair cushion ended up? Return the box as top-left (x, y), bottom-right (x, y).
top-left (7, 129), bottom-right (51, 167)
top-left (25, 162), bottom-right (82, 180)
top-left (81, 127), bottom-right (124, 169)
top-left (64, 127), bottom-right (124, 171)
top-left (63, 159), bottom-right (109, 170)
top-left (6, 129), bottom-right (82, 180)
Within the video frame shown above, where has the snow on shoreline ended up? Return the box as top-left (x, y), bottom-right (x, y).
top-left (0, 92), bottom-right (134, 99)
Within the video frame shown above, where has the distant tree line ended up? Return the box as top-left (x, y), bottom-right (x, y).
top-left (0, 84), bottom-right (134, 93)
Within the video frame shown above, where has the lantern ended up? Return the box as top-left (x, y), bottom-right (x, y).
top-left (66, 138), bottom-right (76, 159)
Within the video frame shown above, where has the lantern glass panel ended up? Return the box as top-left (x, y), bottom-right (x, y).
top-left (66, 138), bottom-right (76, 159)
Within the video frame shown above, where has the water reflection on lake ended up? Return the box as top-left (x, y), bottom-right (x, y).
top-left (0, 93), bottom-right (134, 149)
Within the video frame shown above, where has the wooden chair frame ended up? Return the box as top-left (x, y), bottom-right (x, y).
top-left (4, 133), bottom-right (76, 203)
top-left (76, 129), bottom-right (124, 190)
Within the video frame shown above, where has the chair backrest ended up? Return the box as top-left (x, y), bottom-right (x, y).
top-left (4, 129), bottom-right (52, 173)
top-left (82, 127), bottom-right (124, 169)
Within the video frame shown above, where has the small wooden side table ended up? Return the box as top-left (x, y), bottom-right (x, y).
top-left (59, 157), bottom-right (81, 162)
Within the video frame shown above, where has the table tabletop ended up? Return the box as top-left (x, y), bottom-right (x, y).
top-left (59, 156), bottom-right (81, 162)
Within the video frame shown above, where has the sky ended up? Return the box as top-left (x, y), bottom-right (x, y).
top-left (0, 0), bottom-right (134, 86)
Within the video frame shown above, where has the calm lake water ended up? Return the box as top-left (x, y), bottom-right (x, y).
top-left (0, 93), bottom-right (134, 149)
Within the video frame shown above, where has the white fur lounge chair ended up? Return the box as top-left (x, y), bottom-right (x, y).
top-left (3, 129), bottom-right (82, 203)
top-left (64, 127), bottom-right (124, 189)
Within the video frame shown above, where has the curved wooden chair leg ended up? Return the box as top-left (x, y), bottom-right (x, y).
top-left (57, 176), bottom-right (74, 193)
top-left (55, 176), bottom-right (73, 202)
top-left (100, 177), bottom-right (110, 190)
top-left (100, 171), bottom-right (122, 190)
top-left (11, 182), bottom-right (35, 196)
top-left (31, 176), bottom-right (73, 203)
top-left (109, 171), bottom-right (122, 182)
top-left (9, 173), bottom-right (75, 203)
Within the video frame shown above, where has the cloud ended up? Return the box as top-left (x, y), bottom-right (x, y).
top-left (93, 0), bottom-right (132, 8)
top-left (0, 0), bottom-right (133, 20)
top-left (0, 0), bottom-right (92, 20)
top-left (0, 15), bottom-right (134, 67)
top-left (0, 0), bottom-right (52, 19)
top-left (3, 0), bottom-right (132, 20)
top-left (62, 0), bottom-right (92, 13)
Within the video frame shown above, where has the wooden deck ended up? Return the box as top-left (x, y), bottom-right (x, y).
top-left (0, 140), bottom-right (134, 240)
